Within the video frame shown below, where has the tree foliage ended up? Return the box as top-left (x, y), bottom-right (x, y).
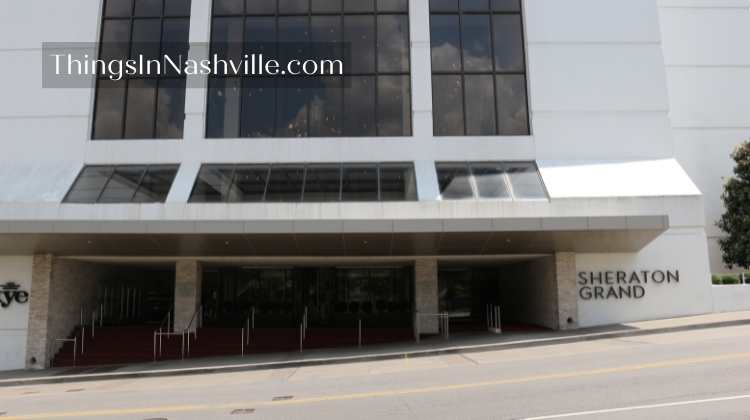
top-left (717, 140), bottom-right (750, 269)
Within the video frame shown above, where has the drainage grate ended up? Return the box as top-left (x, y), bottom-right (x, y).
top-left (231, 408), bottom-right (256, 415)
top-left (272, 395), bottom-right (294, 401)
top-left (65, 389), bottom-right (84, 393)
top-left (143, 418), bottom-right (168, 420)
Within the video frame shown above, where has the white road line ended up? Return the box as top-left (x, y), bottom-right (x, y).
top-left (523, 394), bottom-right (750, 419)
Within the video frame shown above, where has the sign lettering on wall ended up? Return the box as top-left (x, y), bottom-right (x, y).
top-left (0, 282), bottom-right (29, 308)
top-left (577, 270), bottom-right (679, 301)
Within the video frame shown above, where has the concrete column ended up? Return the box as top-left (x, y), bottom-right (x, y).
top-left (414, 259), bottom-right (439, 334)
top-left (554, 252), bottom-right (578, 330)
top-left (25, 255), bottom-right (53, 369)
top-left (25, 256), bottom-right (104, 369)
top-left (174, 260), bottom-right (202, 332)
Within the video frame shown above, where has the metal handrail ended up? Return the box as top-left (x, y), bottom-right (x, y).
top-left (51, 337), bottom-right (77, 367)
top-left (414, 311), bottom-right (451, 343)
top-left (185, 305), bottom-right (202, 340)
top-left (157, 306), bottom-right (173, 334)
top-left (487, 304), bottom-right (502, 333)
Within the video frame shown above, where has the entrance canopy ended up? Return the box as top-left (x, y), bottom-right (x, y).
top-left (0, 214), bottom-right (667, 256)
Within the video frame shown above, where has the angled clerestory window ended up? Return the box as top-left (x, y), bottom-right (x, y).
top-left (64, 165), bottom-right (180, 203)
top-left (189, 162), bottom-right (417, 202)
top-left (436, 161), bottom-right (546, 200)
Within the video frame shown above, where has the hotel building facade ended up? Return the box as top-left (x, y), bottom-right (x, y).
top-left (0, 0), bottom-right (749, 371)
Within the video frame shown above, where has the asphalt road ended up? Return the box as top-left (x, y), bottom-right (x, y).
top-left (2, 324), bottom-right (750, 419)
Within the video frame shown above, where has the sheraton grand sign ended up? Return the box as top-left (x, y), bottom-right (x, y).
top-left (578, 270), bottom-right (680, 300)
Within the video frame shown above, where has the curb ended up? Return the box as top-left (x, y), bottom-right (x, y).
top-left (2, 318), bottom-right (749, 387)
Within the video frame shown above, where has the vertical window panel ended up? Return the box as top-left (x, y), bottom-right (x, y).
top-left (377, 75), bottom-right (411, 136)
top-left (279, 0), bottom-right (309, 14)
top-left (430, 0), bottom-right (458, 12)
top-left (105, 0), bottom-right (134, 17)
top-left (495, 74), bottom-right (529, 135)
top-left (432, 75), bottom-right (464, 136)
top-left (93, 79), bottom-right (127, 139)
top-left (275, 79), bottom-right (310, 137)
top-left (134, 0), bottom-right (163, 16)
top-left (246, 0), bottom-right (276, 14)
top-left (430, 15), bottom-right (461, 72)
top-left (344, 76), bottom-right (376, 137)
top-left (214, 0), bottom-right (244, 14)
top-left (345, 15), bottom-right (375, 74)
top-left (464, 75), bottom-right (496, 135)
top-left (461, 15), bottom-right (492, 72)
top-left (310, 77), bottom-right (343, 137)
top-left (241, 78), bottom-right (277, 137)
top-left (377, 15), bottom-right (409, 73)
top-left (493, 14), bottom-right (524, 72)
top-left (164, 0), bottom-right (191, 16)
top-left (130, 19), bottom-right (162, 62)
top-left (462, 0), bottom-right (489, 11)
top-left (344, 0), bottom-right (374, 12)
top-left (207, 77), bottom-right (242, 138)
top-left (492, 0), bottom-right (521, 12)
top-left (377, 0), bottom-right (407, 12)
top-left (311, 0), bottom-right (341, 13)
top-left (124, 78), bottom-right (158, 138)
top-left (155, 78), bottom-right (186, 138)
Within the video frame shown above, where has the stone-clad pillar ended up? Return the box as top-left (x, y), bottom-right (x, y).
top-left (414, 259), bottom-right (439, 334)
top-left (555, 252), bottom-right (578, 330)
top-left (174, 260), bottom-right (202, 332)
top-left (25, 255), bottom-right (53, 369)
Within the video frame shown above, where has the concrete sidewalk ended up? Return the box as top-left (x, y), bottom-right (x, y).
top-left (2, 310), bottom-right (750, 387)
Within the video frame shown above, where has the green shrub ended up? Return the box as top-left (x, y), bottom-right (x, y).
top-left (745, 273), bottom-right (750, 284)
top-left (722, 275), bottom-right (740, 285)
top-left (712, 275), bottom-right (722, 285)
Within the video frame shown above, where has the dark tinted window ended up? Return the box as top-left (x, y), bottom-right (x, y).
top-left (303, 165), bottom-right (341, 202)
top-left (207, 0), bottom-right (411, 138)
top-left (265, 166), bottom-right (305, 202)
top-left (380, 164), bottom-right (417, 201)
top-left (430, 0), bottom-right (529, 136)
top-left (342, 165), bottom-right (378, 201)
top-left (93, 0), bottom-right (191, 140)
top-left (189, 163), bottom-right (417, 202)
top-left (64, 165), bottom-right (178, 203)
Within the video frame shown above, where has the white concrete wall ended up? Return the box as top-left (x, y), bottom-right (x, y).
top-left (577, 227), bottom-right (713, 327)
top-left (712, 285), bottom-right (750, 313)
top-left (0, 256), bottom-right (32, 371)
top-left (658, 0), bottom-right (750, 273)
